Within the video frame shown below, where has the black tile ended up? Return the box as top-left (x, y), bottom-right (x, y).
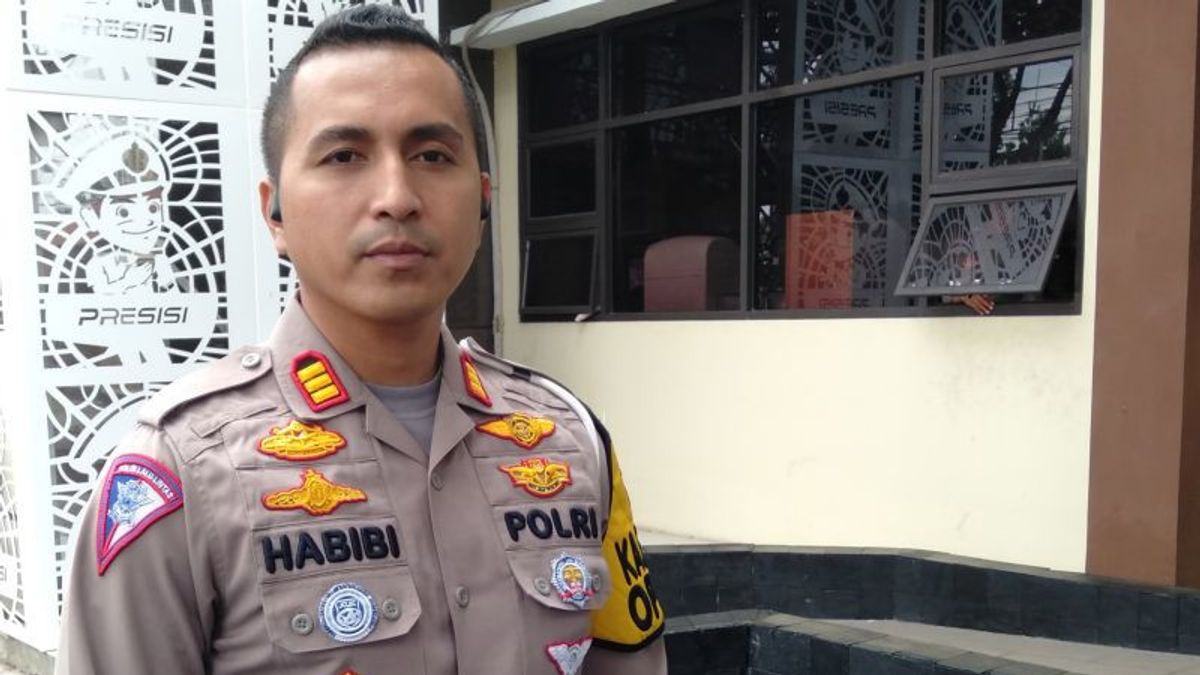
top-left (749, 625), bottom-right (811, 673)
top-left (1138, 591), bottom-right (1179, 634)
top-left (1019, 577), bottom-right (1098, 640)
top-left (1180, 594), bottom-right (1200, 637)
top-left (810, 637), bottom-right (850, 675)
top-left (1097, 585), bottom-right (1138, 647)
top-left (951, 566), bottom-right (989, 606)
top-left (715, 582), bottom-right (756, 612)
top-left (1135, 627), bottom-right (1177, 652)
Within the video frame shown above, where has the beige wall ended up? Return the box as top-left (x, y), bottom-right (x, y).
top-left (490, 2), bottom-right (1104, 572)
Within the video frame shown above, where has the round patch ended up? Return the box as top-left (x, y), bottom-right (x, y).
top-left (550, 553), bottom-right (594, 609)
top-left (318, 582), bottom-right (378, 643)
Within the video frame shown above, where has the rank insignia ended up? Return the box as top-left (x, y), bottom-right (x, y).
top-left (291, 350), bottom-right (349, 412)
top-left (498, 457), bottom-right (573, 498)
top-left (96, 454), bottom-right (183, 575)
top-left (262, 468), bottom-right (366, 516)
top-left (257, 420), bottom-right (346, 462)
top-left (550, 553), bottom-right (594, 609)
top-left (459, 352), bottom-right (492, 407)
top-left (477, 413), bottom-right (556, 449)
top-left (318, 582), bottom-right (378, 643)
top-left (546, 636), bottom-right (593, 675)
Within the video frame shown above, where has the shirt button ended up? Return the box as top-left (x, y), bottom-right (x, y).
top-left (534, 577), bottom-right (551, 596)
top-left (430, 472), bottom-right (445, 491)
top-left (454, 586), bottom-right (470, 608)
top-left (290, 612), bottom-right (313, 635)
top-left (381, 597), bottom-right (401, 621)
top-left (240, 352), bottom-right (262, 369)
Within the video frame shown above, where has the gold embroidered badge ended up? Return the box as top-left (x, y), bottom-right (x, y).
top-left (477, 413), bottom-right (556, 449)
top-left (460, 353), bottom-right (492, 407)
top-left (262, 469), bottom-right (366, 516)
top-left (498, 457), bottom-right (573, 498)
top-left (257, 420), bottom-right (347, 462)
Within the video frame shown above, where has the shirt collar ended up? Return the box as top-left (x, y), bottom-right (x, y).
top-left (268, 296), bottom-right (513, 420)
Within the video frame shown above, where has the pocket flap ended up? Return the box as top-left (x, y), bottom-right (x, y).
top-left (507, 548), bottom-right (612, 612)
top-left (260, 564), bottom-right (421, 653)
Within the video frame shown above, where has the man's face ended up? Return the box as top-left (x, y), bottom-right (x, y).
top-left (81, 186), bottom-right (166, 255)
top-left (263, 44), bottom-right (489, 328)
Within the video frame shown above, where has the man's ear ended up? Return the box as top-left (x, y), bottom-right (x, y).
top-left (259, 179), bottom-right (287, 257)
top-left (479, 172), bottom-right (492, 229)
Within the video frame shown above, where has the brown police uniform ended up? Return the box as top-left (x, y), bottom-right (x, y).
top-left (56, 298), bottom-right (666, 675)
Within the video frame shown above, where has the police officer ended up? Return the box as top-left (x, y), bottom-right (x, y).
top-left (55, 6), bottom-right (666, 674)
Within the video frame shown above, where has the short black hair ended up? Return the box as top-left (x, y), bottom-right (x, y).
top-left (260, 4), bottom-right (486, 185)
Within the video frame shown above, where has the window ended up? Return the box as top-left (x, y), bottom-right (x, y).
top-left (519, 0), bottom-right (1087, 319)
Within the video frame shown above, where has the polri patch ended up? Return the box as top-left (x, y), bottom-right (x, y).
top-left (550, 552), bottom-right (594, 609)
top-left (262, 468), bottom-right (366, 516)
top-left (459, 352), bottom-right (492, 407)
top-left (498, 457), bottom-right (572, 498)
top-left (477, 412), bottom-right (555, 449)
top-left (546, 636), bottom-right (592, 675)
top-left (95, 454), bottom-right (183, 575)
top-left (257, 419), bottom-right (346, 462)
top-left (291, 350), bottom-right (349, 412)
top-left (318, 582), bottom-right (377, 643)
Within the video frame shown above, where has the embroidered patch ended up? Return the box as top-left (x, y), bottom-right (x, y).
top-left (546, 636), bottom-right (592, 675)
top-left (262, 468), bottom-right (367, 516)
top-left (257, 420), bottom-right (347, 462)
top-left (318, 582), bottom-right (378, 643)
top-left (95, 454), bottom-right (183, 575)
top-left (504, 506), bottom-right (599, 543)
top-left (498, 457), bottom-right (572, 498)
top-left (291, 351), bottom-right (349, 412)
top-left (550, 553), bottom-right (594, 609)
top-left (260, 524), bottom-right (402, 574)
top-left (459, 352), bottom-right (492, 407)
top-left (477, 413), bottom-right (556, 449)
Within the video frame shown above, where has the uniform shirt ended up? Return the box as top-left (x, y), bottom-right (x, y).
top-left (56, 298), bottom-right (666, 675)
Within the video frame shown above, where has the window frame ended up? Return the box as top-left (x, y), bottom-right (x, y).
top-left (517, 0), bottom-right (1090, 322)
top-left (519, 229), bottom-right (601, 316)
top-left (895, 183), bottom-right (1078, 296)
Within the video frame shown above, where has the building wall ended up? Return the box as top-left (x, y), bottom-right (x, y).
top-left (491, 0), bottom-right (1106, 572)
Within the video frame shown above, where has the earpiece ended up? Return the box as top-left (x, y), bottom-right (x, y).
top-left (269, 192), bottom-right (282, 222)
top-left (480, 200), bottom-right (490, 221)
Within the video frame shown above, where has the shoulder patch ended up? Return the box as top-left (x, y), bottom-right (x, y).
top-left (138, 346), bottom-right (271, 427)
top-left (96, 454), bottom-right (183, 575)
top-left (591, 446), bottom-right (664, 651)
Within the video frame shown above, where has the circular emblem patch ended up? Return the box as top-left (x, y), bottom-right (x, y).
top-left (550, 553), bottom-right (594, 609)
top-left (318, 582), bottom-right (378, 643)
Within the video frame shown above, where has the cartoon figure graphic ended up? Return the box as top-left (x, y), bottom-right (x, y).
top-left (58, 132), bottom-right (177, 295)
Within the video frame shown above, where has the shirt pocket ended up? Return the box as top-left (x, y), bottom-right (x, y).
top-left (505, 547), bottom-right (613, 613)
top-left (259, 563), bottom-right (422, 654)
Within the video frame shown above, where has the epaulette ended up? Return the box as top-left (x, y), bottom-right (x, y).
top-left (459, 338), bottom-right (610, 497)
top-left (138, 345), bottom-right (272, 428)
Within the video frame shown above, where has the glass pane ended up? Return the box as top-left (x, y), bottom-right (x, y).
top-left (612, 4), bottom-right (742, 116)
top-left (525, 40), bottom-right (599, 132)
top-left (529, 141), bottom-right (595, 217)
top-left (613, 109), bottom-right (741, 313)
top-left (524, 235), bottom-right (595, 309)
top-left (940, 57), bottom-right (1073, 172)
top-left (897, 188), bottom-right (1074, 294)
top-left (756, 0), bottom-right (924, 89)
top-left (753, 77), bottom-right (922, 310)
top-left (939, 0), bottom-right (1082, 55)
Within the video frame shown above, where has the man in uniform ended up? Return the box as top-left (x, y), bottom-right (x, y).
top-left (56, 6), bottom-right (666, 674)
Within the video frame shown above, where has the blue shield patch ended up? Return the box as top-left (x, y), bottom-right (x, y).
top-left (95, 454), bottom-right (183, 575)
